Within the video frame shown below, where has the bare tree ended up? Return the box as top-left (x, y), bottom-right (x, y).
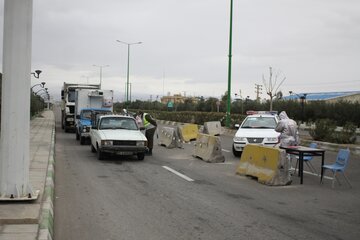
top-left (262, 67), bottom-right (286, 111)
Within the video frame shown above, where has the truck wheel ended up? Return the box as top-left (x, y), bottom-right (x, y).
top-left (137, 153), bottom-right (145, 161)
top-left (76, 131), bottom-right (80, 140)
top-left (97, 147), bottom-right (104, 160)
top-left (91, 144), bottom-right (96, 153)
top-left (80, 136), bottom-right (85, 145)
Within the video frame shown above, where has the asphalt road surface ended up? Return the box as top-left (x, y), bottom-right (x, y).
top-left (54, 108), bottom-right (360, 240)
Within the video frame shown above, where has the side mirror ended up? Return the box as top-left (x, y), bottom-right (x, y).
top-left (234, 124), bottom-right (240, 129)
top-left (140, 127), bottom-right (145, 131)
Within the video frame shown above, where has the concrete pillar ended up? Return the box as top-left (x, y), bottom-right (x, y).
top-left (0, 0), bottom-right (37, 199)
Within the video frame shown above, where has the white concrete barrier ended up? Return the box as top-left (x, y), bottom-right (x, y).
top-left (157, 126), bottom-right (182, 149)
top-left (193, 133), bottom-right (225, 163)
top-left (203, 121), bottom-right (222, 136)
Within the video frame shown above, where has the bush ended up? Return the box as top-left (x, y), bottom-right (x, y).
top-left (310, 119), bottom-right (357, 144)
top-left (309, 119), bottom-right (336, 142)
top-left (333, 122), bottom-right (357, 144)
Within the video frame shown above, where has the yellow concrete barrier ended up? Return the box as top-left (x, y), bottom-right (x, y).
top-left (236, 144), bottom-right (291, 185)
top-left (178, 124), bottom-right (199, 142)
top-left (157, 126), bottom-right (182, 149)
top-left (203, 121), bottom-right (222, 136)
top-left (193, 133), bottom-right (225, 163)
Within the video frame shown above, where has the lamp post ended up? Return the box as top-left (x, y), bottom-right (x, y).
top-left (226, 0), bottom-right (234, 128)
top-left (289, 91), bottom-right (307, 123)
top-left (93, 64), bottom-right (109, 89)
top-left (31, 81), bottom-right (45, 91)
top-left (35, 87), bottom-right (48, 95)
top-left (31, 69), bottom-right (42, 78)
top-left (116, 40), bottom-right (142, 104)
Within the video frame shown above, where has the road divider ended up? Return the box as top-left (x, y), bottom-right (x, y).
top-left (203, 121), bottom-right (222, 136)
top-left (193, 133), bottom-right (225, 163)
top-left (236, 144), bottom-right (291, 186)
top-left (157, 126), bottom-right (183, 148)
top-left (177, 124), bottom-right (199, 142)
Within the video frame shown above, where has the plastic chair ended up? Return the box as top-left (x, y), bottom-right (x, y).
top-left (294, 142), bottom-right (318, 175)
top-left (321, 148), bottom-right (351, 188)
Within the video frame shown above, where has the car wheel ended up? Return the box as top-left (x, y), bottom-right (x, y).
top-left (80, 136), bottom-right (85, 145)
top-left (232, 145), bottom-right (242, 157)
top-left (97, 147), bottom-right (104, 160)
top-left (137, 153), bottom-right (145, 161)
top-left (76, 131), bottom-right (80, 140)
top-left (91, 143), bottom-right (96, 153)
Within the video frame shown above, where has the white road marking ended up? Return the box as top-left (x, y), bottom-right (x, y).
top-left (222, 149), bottom-right (231, 153)
top-left (162, 166), bottom-right (194, 182)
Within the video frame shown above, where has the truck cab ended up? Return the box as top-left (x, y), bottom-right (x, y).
top-left (75, 108), bottom-right (112, 144)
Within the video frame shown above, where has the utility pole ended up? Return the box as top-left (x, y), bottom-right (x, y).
top-left (255, 84), bottom-right (263, 102)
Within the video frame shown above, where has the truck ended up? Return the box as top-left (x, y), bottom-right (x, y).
top-left (61, 82), bottom-right (100, 132)
top-left (74, 89), bottom-right (114, 144)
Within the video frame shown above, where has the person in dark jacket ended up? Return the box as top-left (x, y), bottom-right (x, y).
top-left (139, 111), bottom-right (157, 155)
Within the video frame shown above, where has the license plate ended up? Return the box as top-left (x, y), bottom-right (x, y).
top-left (116, 152), bottom-right (132, 156)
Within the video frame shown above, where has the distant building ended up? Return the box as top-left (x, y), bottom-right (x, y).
top-left (161, 94), bottom-right (185, 104)
top-left (284, 91), bottom-right (360, 103)
top-left (160, 93), bottom-right (200, 105)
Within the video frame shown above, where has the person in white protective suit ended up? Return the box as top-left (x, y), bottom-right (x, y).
top-left (275, 111), bottom-right (300, 178)
top-left (275, 111), bottom-right (299, 147)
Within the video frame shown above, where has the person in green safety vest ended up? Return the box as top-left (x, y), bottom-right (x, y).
top-left (139, 111), bottom-right (157, 155)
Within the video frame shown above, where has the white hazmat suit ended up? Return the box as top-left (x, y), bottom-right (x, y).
top-left (275, 111), bottom-right (299, 147)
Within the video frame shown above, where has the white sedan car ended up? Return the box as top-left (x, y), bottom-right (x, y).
top-left (90, 115), bottom-right (148, 160)
top-left (232, 112), bottom-right (280, 157)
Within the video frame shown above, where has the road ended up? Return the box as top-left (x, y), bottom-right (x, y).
top-left (54, 108), bottom-right (360, 240)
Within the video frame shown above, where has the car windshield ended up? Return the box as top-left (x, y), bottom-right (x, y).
top-left (99, 117), bottom-right (138, 130)
top-left (81, 110), bottom-right (92, 119)
top-left (241, 116), bottom-right (277, 129)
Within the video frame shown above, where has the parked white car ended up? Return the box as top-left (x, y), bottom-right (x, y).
top-left (90, 114), bottom-right (148, 160)
top-left (232, 112), bottom-right (280, 157)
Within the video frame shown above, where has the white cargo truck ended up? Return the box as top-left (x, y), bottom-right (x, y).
top-left (74, 89), bottom-right (114, 144)
top-left (61, 82), bottom-right (100, 132)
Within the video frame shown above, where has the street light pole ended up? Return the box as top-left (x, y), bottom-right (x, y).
top-left (93, 64), bottom-right (109, 89)
top-left (226, 0), bottom-right (234, 128)
top-left (289, 91), bottom-right (307, 123)
top-left (116, 40), bottom-right (142, 104)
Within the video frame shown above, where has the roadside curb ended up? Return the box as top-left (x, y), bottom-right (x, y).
top-left (37, 127), bottom-right (55, 240)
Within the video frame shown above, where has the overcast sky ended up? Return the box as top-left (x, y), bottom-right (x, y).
top-left (1, 0), bottom-right (360, 101)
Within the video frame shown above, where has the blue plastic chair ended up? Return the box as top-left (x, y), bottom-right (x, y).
top-left (321, 148), bottom-right (351, 188)
top-left (294, 142), bottom-right (318, 175)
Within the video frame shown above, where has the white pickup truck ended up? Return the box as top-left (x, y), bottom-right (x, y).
top-left (90, 114), bottom-right (148, 160)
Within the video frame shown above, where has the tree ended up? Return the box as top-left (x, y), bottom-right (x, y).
top-left (262, 67), bottom-right (286, 111)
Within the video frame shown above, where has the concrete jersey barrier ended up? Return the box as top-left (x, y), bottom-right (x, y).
top-left (157, 126), bottom-right (182, 149)
top-left (236, 144), bottom-right (291, 186)
top-left (203, 121), bottom-right (222, 136)
top-left (193, 133), bottom-right (225, 163)
top-left (177, 123), bottom-right (199, 142)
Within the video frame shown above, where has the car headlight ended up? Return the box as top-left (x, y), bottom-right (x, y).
top-left (233, 137), bottom-right (246, 142)
top-left (82, 128), bottom-right (87, 133)
top-left (136, 141), bottom-right (146, 147)
top-left (101, 140), bottom-right (113, 146)
top-left (265, 137), bottom-right (278, 142)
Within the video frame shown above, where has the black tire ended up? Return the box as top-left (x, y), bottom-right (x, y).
top-left (80, 136), bottom-right (85, 145)
top-left (232, 145), bottom-right (242, 157)
top-left (97, 147), bottom-right (104, 160)
top-left (91, 143), bottom-right (96, 153)
top-left (137, 153), bottom-right (145, 161)
top-left (76, 131), bottom-right (80, 140)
